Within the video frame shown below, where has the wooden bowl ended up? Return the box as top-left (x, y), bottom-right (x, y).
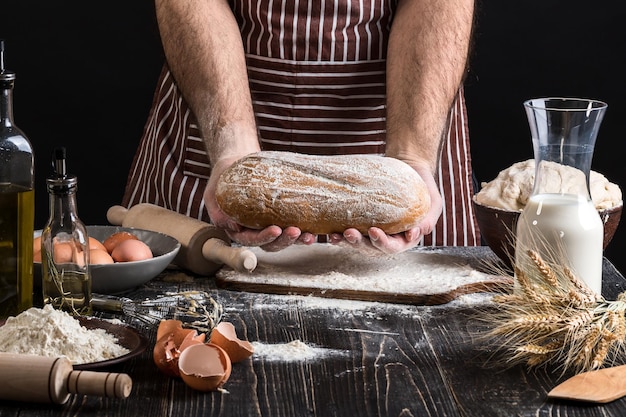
top-left (473, 198), bottom-right (622, 270)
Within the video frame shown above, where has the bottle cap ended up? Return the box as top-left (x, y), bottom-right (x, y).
top-left (47, 147), bottom-right (78, 194)
top-left (0, 39), bottom-right (16, 82)
top-left (46, 175), bottom-right (78, 193)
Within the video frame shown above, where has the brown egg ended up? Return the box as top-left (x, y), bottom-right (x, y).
top-left (33, 236), bottom-right (94, 265)
top-left (33, 236), bottom-right (75, 264)
top-left (178, 343), bottom-right (232, 391)
top-left (53, 241), bottom-right (74, 263)
top-left (88, 237), bottom-right (107, 252)
top-left (209, 321), bottom-right (254, 363)
top-left (33, 235), bottom-right (42, 254)
top-left (89, 248), bottom-right (114, 265)
top-left (33, 236), bottom-right (42, 263)
top-left (103, 231), bottom-right (139, 254)
top-left (110, 239), bottom-right (153, 262)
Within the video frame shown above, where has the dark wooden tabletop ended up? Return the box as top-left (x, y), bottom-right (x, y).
top-left (2, 246), bottom-right (626, 417)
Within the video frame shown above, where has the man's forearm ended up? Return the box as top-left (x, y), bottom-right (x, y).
top-left (385, 0), bottom-right (475, 173)
top-left (154, 0), bottom-right (260, 164)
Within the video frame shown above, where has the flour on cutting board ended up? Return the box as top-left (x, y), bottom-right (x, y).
top-left (217, 244), bottom-right (502, 295)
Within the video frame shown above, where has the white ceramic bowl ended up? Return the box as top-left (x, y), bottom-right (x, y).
top-left (35, 225), bottom-right (181, 294)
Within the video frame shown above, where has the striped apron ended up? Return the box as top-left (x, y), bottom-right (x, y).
top-left (122, 0), bottom-right (480, 247)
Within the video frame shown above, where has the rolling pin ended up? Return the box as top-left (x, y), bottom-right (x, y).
top-left (0, 353), bottom-right (132, 404)
top-left (107, 203), bottom-right (257, 275)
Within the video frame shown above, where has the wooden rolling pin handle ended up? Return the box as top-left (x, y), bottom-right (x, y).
top-left (203, 238), bottom-right (257, 273)
top-left (107, 205), bottom-right (127, 226)
top-left (67, 369), bottom-right (133, 399)
top-left (0, 354), bottom-right (132, 404)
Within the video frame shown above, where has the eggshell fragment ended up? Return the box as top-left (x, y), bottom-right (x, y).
top-left (103, 231), bottom-right (139, 253)
top-left (156, 319), bottom-right (186, 342)
top-left (179, 329), bottom-right (206, 351)
top-left (111, 239), bottom-right (153, 262)
top-left (209, 321), bottom-right (254, 363)
top-left (178, 343), bottom-right (232, 392)
top-left (153, 333), bottom-right (181, 377)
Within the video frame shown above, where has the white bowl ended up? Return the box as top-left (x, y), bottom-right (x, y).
top-left (35, 225), bottom-right (181, 294)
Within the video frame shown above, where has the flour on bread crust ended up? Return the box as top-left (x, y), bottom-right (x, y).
top-left (215, 151), bottom-right (430, 235)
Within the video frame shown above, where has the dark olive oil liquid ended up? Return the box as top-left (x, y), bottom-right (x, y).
top-left (0, 184), bottom-right (34, 319)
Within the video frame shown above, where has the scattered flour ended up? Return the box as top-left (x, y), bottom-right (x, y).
top-left (252, 340), bottom-right (346, 362)
top-left (241, 292), bottom-right (408, 313)
top-left (247, 292), bottom-right (494, 313)
top-left (217, 245), bottom-right (503, 297)
top-left (0, 304), bottom-right (130, 364)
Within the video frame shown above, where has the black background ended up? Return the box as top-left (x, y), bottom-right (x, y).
top-left (2, 1), bottom-right (625, 272)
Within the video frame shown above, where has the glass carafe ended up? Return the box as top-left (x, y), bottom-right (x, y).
top-left (515, 97), bottom-right (607, 295)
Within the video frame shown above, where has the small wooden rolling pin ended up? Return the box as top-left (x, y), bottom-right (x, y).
top-left (107, 203), bottom-right (257, 275)
top-left (0, 353), bottom-right (132, 404)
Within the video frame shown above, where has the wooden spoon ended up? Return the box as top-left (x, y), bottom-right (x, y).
top-left (548, 364), bottom-right (626, 403)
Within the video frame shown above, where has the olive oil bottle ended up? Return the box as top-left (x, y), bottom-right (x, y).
top-left (0, 40), bottom-right (35, 319)
top-left (41, 147), bottom-right (92, 316)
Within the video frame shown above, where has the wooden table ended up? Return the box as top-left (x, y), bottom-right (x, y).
top-left (2, 247), bottom-right (626, 417)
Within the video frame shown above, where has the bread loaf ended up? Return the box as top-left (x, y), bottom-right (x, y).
top-left (215, 151), bottom-right (430, 235)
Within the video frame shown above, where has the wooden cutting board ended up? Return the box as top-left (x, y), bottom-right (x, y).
top-left (215, 245), bottom-right (511, 305)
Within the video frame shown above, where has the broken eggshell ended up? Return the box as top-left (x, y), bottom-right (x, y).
top-left (178, 343), bottom-right (232, 391)
top-left (209, 321), bottom-right (254, 363)
top-left (153, 320), bottom-right (206, 377)
top-left (156, 319), bottom-right (192, 343)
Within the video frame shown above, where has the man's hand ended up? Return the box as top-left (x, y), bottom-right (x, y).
top-left (329, 163), bottom-right (442, 255)
top-left (205, 157), bottom-right (315, 252)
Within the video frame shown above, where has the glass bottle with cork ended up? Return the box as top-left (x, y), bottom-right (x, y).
top-left (0, 40), bottom-right (35, 319)
top-left (41, 147), bottom-right (92, 315)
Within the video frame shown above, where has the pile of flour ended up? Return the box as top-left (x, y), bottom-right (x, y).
top-left (0, 305), bottom-right (129, 364)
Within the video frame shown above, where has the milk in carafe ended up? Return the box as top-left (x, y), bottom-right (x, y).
top-left (515, 193), bottom-right (603, 294)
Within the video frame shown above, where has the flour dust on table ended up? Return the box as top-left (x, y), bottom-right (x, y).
top-left (251, 340), bottom-right (349, 362)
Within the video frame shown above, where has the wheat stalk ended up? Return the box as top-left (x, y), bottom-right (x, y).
top-left (480, 243), bottom-right (626, 374)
